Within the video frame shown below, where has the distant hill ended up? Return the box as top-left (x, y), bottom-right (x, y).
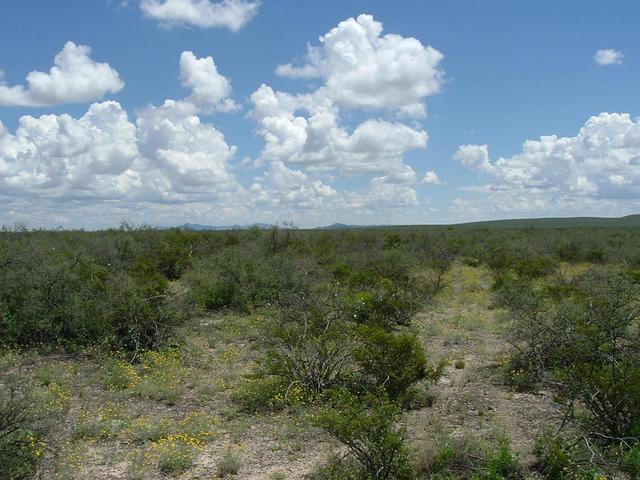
top-left (450, 214), bottom-right (640, 229)
top-left (317, 223), bottom-right (368, 230)
top-left (159, 215), bottom-right (640, 232)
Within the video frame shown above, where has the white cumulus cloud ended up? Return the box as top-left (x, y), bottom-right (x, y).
top-left (421, 170), bottom-right (442, 185)
top-left (178, 51), bottom-right (238, 113)
top-left (455, 113), bottom-right (640, 216)
top-left (276, 14), bottom-right (444, 116)
top-left (0, 41), bottom-right (124, 107)
top-left (0, 101), bottom-right (138, 197)
top-left (594, 48), bottom-right (624, 66)
top-left (453, 144), bottom-right (493, 172)
top-left (140, 0), bottom-right (260, 31)
top-left (0, 52), bottom-right (241, 206)
top-left (252, 14), bottom-right (442, 196)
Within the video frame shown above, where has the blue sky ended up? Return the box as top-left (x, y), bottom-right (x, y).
top-left (0, 0), bottom-right (639, 228)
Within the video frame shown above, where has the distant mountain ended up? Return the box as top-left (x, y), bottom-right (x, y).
top-left (159, 215), bottom-right (640, 232)
top-left (317, 223), bottom-right (367, 230)
top-left (171, 223), bottom-right (273, 231)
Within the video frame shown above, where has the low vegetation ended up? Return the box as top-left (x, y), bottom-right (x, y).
top-left (1, 223), bottom-right (639, 478)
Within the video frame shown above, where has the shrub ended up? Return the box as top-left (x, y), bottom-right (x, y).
top-left (473, 445), bottom-right (520, 480)
top-left (155, 436), bottom-right (197, 475)
top-left (0, 377), bottom-right (49, 480)
top-left (216, 448), bottom-right (241, 477)
top-left (308, 454), bottom-right (360, 480)
top-left (353, 326), bottom-right (429, 400)
top-left (185, 248), bottom-right (322, 313)
top-left (513, 255), bottom-right (556, 279)
top-left (101, 358), bottom-right (139, 390)
top-left (0, 241), bottom-right (184, 353)
top-left (424, 250), bottom-right (454, 294)
top-left (501, 269), bottom-right (640, 473)
top-left (534, 433), bottom-right (605, 480)
top-left (623, 444), bottom-right (640, 477)
top-left (342, 279), bottom-right (425, 331)
top-left (397, 384), bottom-right (436, 410)
top-left (551, 271), bottom-right (640, 443)
top-left (231, 376), bottom-right (288, 413)
top-left (494, 279), bottom-right (559, 388)
top-left (313, 390), bottom-right (415, 480)
top-left (420, 437), bottom-right (520, 480)
top-left (265, 303), bottom-right (354, 397)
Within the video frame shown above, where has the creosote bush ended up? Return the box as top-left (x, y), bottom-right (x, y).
top-left (499, 268), bottom-right (640, 473)
top-left (353, 326), bottom-right (429, 400)
top-left (313, 390), bottom-right (415, 480)
top-left (0, 233), bottom-right (186, 353)
top-left (0, 374), bottom-right (51, 480)
top-left (415, 435), bottom-right (521, 480)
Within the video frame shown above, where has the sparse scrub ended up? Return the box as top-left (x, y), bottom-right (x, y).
top-left (1, 224), bottom-right (640, 478)
top-left (0, 377), bottom-right (49, 480)
top-left (416, 436), bottom-right (521, 480)
top-left (134, 349), bottom-right (185, 404)
top-left (216, 448), bottom-right (242, 477)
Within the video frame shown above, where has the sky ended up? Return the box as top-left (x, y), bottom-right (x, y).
top-left (0, 0), bottom-right (639, 228)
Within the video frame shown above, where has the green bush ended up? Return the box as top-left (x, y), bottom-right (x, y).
top-left (551, 271), bottom-right (640, 442)
top-left (501, 269), bottom-right (640, 475)
top-left (353, 326), bottom-right (429, 400)
top-left (231, 376), bottom-right (288, 413)
top-left (623, 443), bottom-right (640, 477)
top-left (216, 449), bottom-right (241, 477)
top-left (513, 255), bottom-right (556, 278)
top-left (0, 239), bottom-right (184, 353)
top-left (473, 445), bottom-right (519, 480)
top-left (419, 437), bottom-right (520, 480)
top-left (342, 279), bottom-right (425, 331)
top-left (185, 248), bottom-right (322, 312)
top-left (264, 303), bottom-right (354, 397)
top-left (534, 433), bottom-right (606, 480)
top-left (313, 390), bottom-right (415, 480)
top-left (0, 378), bottom-right (49, 480)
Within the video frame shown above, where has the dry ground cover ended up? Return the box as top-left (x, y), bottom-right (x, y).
top-left (2, 262), bottom-right (591, 479)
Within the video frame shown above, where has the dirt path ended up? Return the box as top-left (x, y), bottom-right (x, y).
top-left (408, 265), bottom-right (560, 468)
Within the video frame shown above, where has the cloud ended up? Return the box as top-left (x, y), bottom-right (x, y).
top-left (178, 51), bottom-right (238, 113)
top-left (0, 52), bottom-right (241, 205)
top-left (252, 14), bottom-right (442, 186)
top-left (0, 18), bottom-right (447, 227)
top-left (249, 162), bottom-right (419, 217)
top-left (249, 161), bottom-right (338, 210)
top-left (0, 41), bottom-right (123, 107)
top-left (453, 144), bottom-right (493, 172)
top-left (0, 101), bottom-right (139, 197)
top-left (594, 48), bottom-right (624, 66)
top-left (135, 100), bottom-right (239, 198)
top-left (251, 83), bottom-right (429, 176)
top-left (140, 0), bottom-right (260, 31)
top-left (275, 14), bottom-right (444, 116)
top-left (455, 113), bottom-right (640, 216)
top-left (421, 170), bottom-right (442, 185)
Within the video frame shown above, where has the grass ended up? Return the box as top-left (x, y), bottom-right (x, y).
top-left (216, 448), bottom-right (242, 477)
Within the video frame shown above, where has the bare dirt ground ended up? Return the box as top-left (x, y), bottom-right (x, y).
top-left (408, 265), bottom-right (560, 472)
